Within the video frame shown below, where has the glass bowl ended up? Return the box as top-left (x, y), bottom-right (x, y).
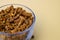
top-left (0, 4), bottom-right (36, 40)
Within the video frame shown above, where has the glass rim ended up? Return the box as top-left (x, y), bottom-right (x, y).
top-left (0, 4), bottom-right (36, 36)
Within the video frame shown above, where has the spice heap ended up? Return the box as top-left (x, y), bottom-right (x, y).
top-left (0, 5), bottom-right (33, 33)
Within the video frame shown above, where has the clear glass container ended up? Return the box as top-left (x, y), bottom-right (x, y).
top-left (0, 4), bottom-right (36, 40)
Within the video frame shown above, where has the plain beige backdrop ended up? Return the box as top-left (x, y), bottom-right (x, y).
top-left (0, 0), bottom-right (60, 40)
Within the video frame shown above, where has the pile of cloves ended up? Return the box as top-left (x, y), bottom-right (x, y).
top-left (0, 5), bottom-right (34, 33)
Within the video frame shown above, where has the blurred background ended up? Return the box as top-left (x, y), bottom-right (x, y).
top-left (0, 0), bottom-right (60, 40)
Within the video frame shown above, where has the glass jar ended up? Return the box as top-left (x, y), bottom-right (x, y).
top-left (0, 4), bottom-right (36, 40)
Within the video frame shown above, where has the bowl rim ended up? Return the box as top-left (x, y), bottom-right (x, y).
top-left (0, 4), bottom-right (36, 36)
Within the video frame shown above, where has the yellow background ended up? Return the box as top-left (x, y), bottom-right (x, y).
top-left (0, 0), bottom-right (60, 40)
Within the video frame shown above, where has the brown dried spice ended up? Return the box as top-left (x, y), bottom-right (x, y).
top-left (0, 5), bottom-right (33, 34)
